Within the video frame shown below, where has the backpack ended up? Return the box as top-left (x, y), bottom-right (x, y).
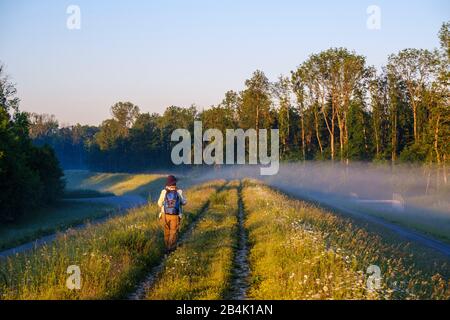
top-left (164, 189), bottom-right (181, 215)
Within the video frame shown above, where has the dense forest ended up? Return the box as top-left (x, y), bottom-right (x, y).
top-left (28, 23), bottom-right (449, 172)
top-left (0, 66), bottom-right (64, 222)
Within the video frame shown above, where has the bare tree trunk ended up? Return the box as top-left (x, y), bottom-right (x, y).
top-left (287, 105), bottom-right (290, 142)
top-left (255, 104), bottom-right (259, 134)
top-left (314, 111), bottom-right (323, 158)
top-left (434, 115), bottom-right (441, 190)
top-left (301, 116), bottom-right (306, 161)
top-left (434, 114), bottom-right (441, 165)
top-left (339, 122), bottom-right (344, 162)
top-left (444, 154), bottom-right (448, 186)
top-left (413, 103), bottom-right (417, 143)
top-left (336, 110), bottom-right (349, 163)
top-left (391, 112), bottom-right (397, 163)
top-left (331, 119), bottom-right (335, 161)
top-left (321, 107), bottom-right (334, 161)
top-left (344, 120), bottom-right (349, 163)
top-left (374, 121), bottom-right (380, 157)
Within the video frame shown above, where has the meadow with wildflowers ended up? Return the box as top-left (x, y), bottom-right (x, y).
top-left (242, 180), bottom-right (449, 300)
top-left (0, 180), bottom-right (225, 299)
top-left (0, 178), bottom-right (448, 300)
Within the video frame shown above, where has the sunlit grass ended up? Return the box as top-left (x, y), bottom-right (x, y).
top-left (243, 179), bottom-right (450, 300)
top-left (146, 181), bottom-right (239, 300)
top-left (103, 174), bottom-right (164, 196)
top-left (0, 180), bottom-right (225, 300)
top-left (64, 170), bottom-right (166, 198)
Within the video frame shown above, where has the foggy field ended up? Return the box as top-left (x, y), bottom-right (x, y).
top-left (265, 163), bottom-right (450, 245)
top-left (197, 162), bottom-right (450, 245)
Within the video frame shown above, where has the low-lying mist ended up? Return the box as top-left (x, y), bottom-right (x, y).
top-left (189, 162), bottom-right (450, 243)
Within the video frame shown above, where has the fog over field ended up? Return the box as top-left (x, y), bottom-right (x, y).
top-left (193, 162), bottom-right (450, 243)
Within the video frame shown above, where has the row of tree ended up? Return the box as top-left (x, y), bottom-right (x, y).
top-left (0, 66), bottom-right (64, 223)
top-left (29, 23), bottom-right (449, 173)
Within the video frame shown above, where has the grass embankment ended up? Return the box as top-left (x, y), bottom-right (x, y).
top-left (243, 180), bottom-right (450, 300)
top-left (63, 189), bottom-right (114, 199)
top-left (0, 171), bottom-right (166, 252)
top-left (146, 181), bottom-right (239, 300)
top-left (64, 170), bottom-right (167, 199)
top-left (0, 180), bottom-right (225, 300)
top-left (0, 201), bottom-right (115, 252)
top-left (353, 201), bottom-right (450, 246)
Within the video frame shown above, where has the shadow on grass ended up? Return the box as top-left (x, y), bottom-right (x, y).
top-left (123, 177), bottom-right (167, 200)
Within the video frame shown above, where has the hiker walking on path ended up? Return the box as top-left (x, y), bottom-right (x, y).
top-left (158, 175), bottom-right (187, 253)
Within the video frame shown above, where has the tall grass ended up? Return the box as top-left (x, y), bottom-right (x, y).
top-left (146, 182), bottom-right (239, 300)
top-left (243, 180), bottom-right (450, 300)
top-left (0, 180), bottom-right (225, 300)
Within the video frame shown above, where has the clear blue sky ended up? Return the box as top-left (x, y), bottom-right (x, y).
top-left (0, 0), bottom-right (448, 125)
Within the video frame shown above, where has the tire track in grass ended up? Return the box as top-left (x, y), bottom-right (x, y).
top-left (127, 201), bottom-right (211, 300)
top-left (227, 181), bottom-right (250, 300)
top-left (128, 183), bottom-right (228, 300)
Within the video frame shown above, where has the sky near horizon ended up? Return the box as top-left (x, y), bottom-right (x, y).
top-left (0, 0), bottom-right (449, 126)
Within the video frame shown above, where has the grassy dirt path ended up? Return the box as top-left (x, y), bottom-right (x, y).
top-left (0, 181), bottom-right (224, 299)
top-left (127, 183), bottom-right (227, 300)
top-left (226, 182), bottom-right (250, 300)
top-left (136, 182), bottom-right (239, 300)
